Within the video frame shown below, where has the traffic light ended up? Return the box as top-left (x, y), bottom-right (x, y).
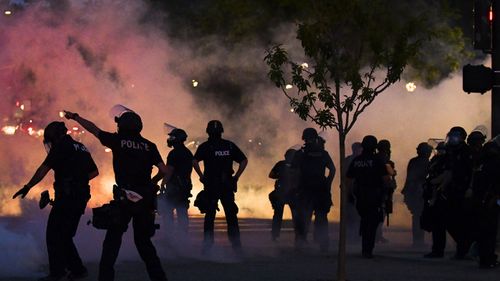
top-left (474, 0), bottom-right (493, 52)
top-left (463, 64), bottom-right (492, 94)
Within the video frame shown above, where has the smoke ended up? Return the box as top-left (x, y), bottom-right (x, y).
top-left (0, 0), bottom-right (492, 276)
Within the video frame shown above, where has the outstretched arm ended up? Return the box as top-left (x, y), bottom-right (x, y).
top-left (64, 111), bottom-right (102, 137)
top-left (13, 164), bottom-right (51, 199)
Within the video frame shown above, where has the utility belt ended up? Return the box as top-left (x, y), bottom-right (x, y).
top-left (160, 177), bottom-right (192, 199)
top-left (204, 174), bottom-right (237, 193)
top-left (53, 179), bottom-right (90, 201)
top-left (89, 184), bottom-right (158, 230)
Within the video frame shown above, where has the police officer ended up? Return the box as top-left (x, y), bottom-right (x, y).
top-left (293, 128), bottom-right (335, 252)
top-left (375, 139), bottom-right (396, 243)
top-left (346, 135), bottom-right (389, 258)
top-left (268, 149), bottom-right (299, 241)
top-left (343, 142), bottom-right (363, 243)
top-left (422, 142), bottom-right (448, 258)
top-left (13, 121), bottom-right (98, 281)
top-left (401, 142), bottom-right (432, 246)
top-left (64, 110), bottom-right (168, 281)
top-left (444, 126), bottom-right (473, 259)
top-left (472, 138), bottom-right (500, 268)
top-left (193, 120), bottom-right (248, 254)
top-left (159, 128), bottom-right (193, 237)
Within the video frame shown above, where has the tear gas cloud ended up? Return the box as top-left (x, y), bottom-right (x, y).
top-left (0, 0), bottom-right (491, 275)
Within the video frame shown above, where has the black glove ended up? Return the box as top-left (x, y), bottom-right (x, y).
top-left (63, 110), bottom-right (79, 120)
top-left (13, 185), bottom-right (31, 199)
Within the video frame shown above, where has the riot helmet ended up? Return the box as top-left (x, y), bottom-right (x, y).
top-left (467, 130), bottom-right (486, 147)
top-left (361, 135), bottom-right (378, 153)
top-left (416, 142), bottom-right (433, 158)
top-left (377, 139), bottom-right (391, 154)
top-left (206, 120), bottom-right (224, 137)
top-left (43, 121), bottom-right (68, 153)
top-left (167, 128), bottom-right (188, 147)
top-left (284, 149), bottom-right (296, 163)
top-left (302, 128), bottom-right (318, 142)
top-left (115, 111), bottom-right (143, 135)
top-left (435, 142), bottom-right (446, 155)
top-left (446, 126), bottom-right (467, 146)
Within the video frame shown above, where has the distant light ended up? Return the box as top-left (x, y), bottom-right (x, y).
top-left (105, 148), bottom-right (112, 153)
top-left (2, 126), bottom-right (17, 135)
top-left (290, 108), bottom-right (295, 113)
top-left (192, 80), bottom-right (199, 87)
top-left (36, 129), bottom-right (44, 137)
top-left (131, 84), bottom-right (135, 88)
top-left (300, 63), bottom-right (309, 69)
top-left (72, 127), bottom-right (79, 131)
top-left (489, 7), bottom-right (494, 22)
top-left (258, 142), bottom-right (262, 146)
top-left (20, 104), bottom-right (25, 110)
top-left (15, 101), bottom-right (20, 107)
top-left (59, 111), bottom-right (65, 118)
top-left (4, 11), bottom-right (12, 16)
top-left (248, 139), bottom-right (253, 143)
top-left (406, 82), bottom-right (417, 92)
top-left (285, 84), bottom-right (293, 90)
top-left (29, 119), bottom-right (33, 123)
top-left (28, 127), bottom-right (34, 135)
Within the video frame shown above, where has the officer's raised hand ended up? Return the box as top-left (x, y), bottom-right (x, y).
top-left (13, 185), bottom-right (31, 199)
top-left (63, 110), bottom-right (79, 120)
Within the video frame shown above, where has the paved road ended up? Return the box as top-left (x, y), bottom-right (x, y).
top-left (1, 216), bottom-right (499, 281)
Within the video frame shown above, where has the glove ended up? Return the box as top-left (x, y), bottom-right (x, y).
top-left (63, 110), bottom-right (79, 120)
top-left (13, 185), bottom-right (31, 199)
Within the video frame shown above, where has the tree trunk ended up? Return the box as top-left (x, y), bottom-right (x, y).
top-left (336, 133), bottom-right (347, 281)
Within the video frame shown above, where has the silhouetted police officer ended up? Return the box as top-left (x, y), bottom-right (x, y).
top-left (343, 142), bottom-right (363, 243)
top-left (159, 128), bottom-right (193, 236)
top-left (375, 139), bottom-right (396, 243)
top-left (471, 138), bottom-right (500, 268)
top-left (402, 142), bottom-right (432, 246)
top-left (422, 142), bottom-right (448, 258)
top-left (347, 135), bottom-right (389, 258)
top-left (268, 149), bottom-right (299, 241)
top-left (293, 128), bottom-right (335, 252)
top-left (193, 120), bottom-right (248, 254)
top-left (13, 121), bottom-right (98, 281)
top-left (64, 110), bottom-right (168, 281)
top-left (444, 126), bottom-right (473, 259)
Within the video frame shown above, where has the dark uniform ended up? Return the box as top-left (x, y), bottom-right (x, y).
top-left (293, 141), bottom-right (335, 251)
top-left (347, 136), bottom-right (388, 257)
top-left (342, 142), bottom-right (362, 243)
top-left (422, 147), bottom-right (448, 258)
top-left (44, 134), bottom-right (97, 278)
top-left (471, 141), bottom-right (500, 268)
top-left (97, 131), bottom-right (167, 281)
top-left (444, 140), bottom-right (473, 258)
top-left (194, 137), bottom-right (247, 249)
top-left (269, 149), bottom-right (299, 241)
top-left (401, 143), bottom-right (432, 246)
top-left (160, 144), bottom-right (193, 235)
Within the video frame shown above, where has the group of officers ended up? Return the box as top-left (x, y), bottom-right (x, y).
top-left (12, 109), bottom-right (248, 281)
top-left (402, 126), bottom-right (500, 269)
top-left (10, 107), bottom-right (500, 281)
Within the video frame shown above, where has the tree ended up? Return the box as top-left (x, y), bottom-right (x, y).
top-left (265, 0), bottom-right (433, 280)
